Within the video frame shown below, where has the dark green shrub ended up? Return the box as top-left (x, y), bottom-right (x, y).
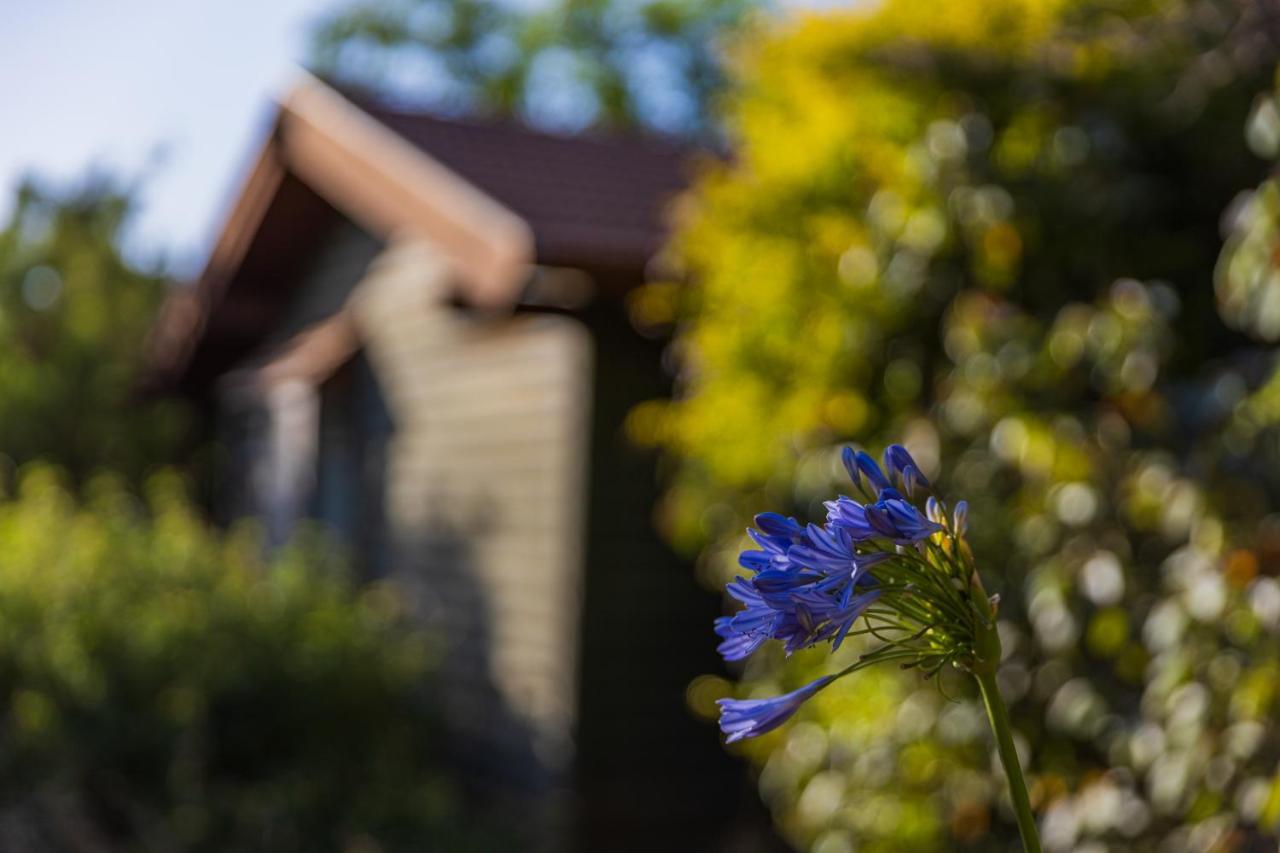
top-left (0, 467), bottom-right (470, 852)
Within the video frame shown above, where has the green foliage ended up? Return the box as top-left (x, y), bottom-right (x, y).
top-left (309, 0), bottom-right (757, 135)
top-left (649, 0), bottom-right (1280, 849)
top-left (1218, 86), bottom-right (1280, 342)
top-left (0, 468), bottom-right (471, 851)
top-left (0, 176), bottom-right (188, 485)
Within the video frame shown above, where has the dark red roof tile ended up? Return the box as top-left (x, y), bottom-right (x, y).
top-left (354, 100), bottom-right (692, 269)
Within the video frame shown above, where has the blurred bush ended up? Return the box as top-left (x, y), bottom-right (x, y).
top-left (644, 0), bottom-right (1280, 850)
top-left (0, 467), bottom-right (472, 852)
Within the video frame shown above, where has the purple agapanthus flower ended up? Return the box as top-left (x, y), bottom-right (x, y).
top-left (715, 445), bottom-right (940, 667)
top-left (714, 514), bottom-right (884, 660)
top-left (709, 445), bottom-right (1028, 847)
top-left (717, 443), bottom-right (963, 743)
top-left (717, 675), bottom-right (836, 742)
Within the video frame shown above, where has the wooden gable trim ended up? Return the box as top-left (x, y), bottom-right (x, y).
top-left (151, 76), bottom-right (538, 390)
top-left (146, 140), bottom-right (288, 388)
top-left (204, 140), bottom-right (289, 311)
top-left (276, 76), bottom-right (535, 310)
top-left (255, 308), bottom-right (361, 389)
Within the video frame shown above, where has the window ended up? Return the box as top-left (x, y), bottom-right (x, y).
top-left (312, 353), bottom-right (394, 578)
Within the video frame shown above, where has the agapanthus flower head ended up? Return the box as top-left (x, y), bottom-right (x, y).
top-left (716, 443), bottom-right (999, 742)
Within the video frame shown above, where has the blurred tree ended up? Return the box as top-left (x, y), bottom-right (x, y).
top-left (309, 0), bottom-right (758, 136)
top-left (0, 467), bottom-right (482, 851)
top-left (641, 0), bottom-right (1280, 850)
top-left (0, 176), bottom-right (188, 487)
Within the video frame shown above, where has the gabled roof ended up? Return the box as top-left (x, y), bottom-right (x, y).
top-left (149, 75), bottom-right (691, 393)
top-left (360, 100), bottom-right (690, 269)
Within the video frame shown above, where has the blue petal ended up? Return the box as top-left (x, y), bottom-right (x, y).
top-left (863, 504), bottom-right (899, 539)
top-left (883, 444), bottom-right (918, 480)
top-left (786, 545), bottom-right (851, 572)
top-left (747, 528), bottom-right (792, 554)
top-left (854, 451), bottom-right (892, 495)
top-left (830, 589), bottom-right (882, 650)
top-left (718, 675), bottom-right (836, 742)
top-left (826, 496), bottom-right (876, 540)
top-left (755, 512), bottom-right (804, 538)
top-left (901, 464), bottom-right (929, 498)
top-left (753, 569), bottom-right (819, 593)
top-left (738, 549), bottom-right (774, 571)
top-left (841, 446), bottom-right (862, 490)
top-left (725, 577), bottom-right (764, 607)
top-left (717, 631), bottom-right (768, 661)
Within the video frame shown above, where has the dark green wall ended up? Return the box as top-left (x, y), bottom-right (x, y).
top-left (569, 293), bottom-right (788, 852)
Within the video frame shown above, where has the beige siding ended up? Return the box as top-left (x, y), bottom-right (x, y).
top-left (351, 238), bottom-right (592, 778)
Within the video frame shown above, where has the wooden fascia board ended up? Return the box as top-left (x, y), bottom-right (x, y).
top-left (255, 307), bottom-right (361, 389)
top-left (202, 137), bottom-right (289, 309)
top-left (276, 77), bottom-right (535, 310)
top-left (150, 77), bottom-right (536, 390)
top-left (148, 136), bottom-right (288, 387)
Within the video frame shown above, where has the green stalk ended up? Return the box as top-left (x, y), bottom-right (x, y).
top-left (975, 667), bottom-right (1041, 853)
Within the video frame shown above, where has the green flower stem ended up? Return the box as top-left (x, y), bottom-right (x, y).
top-left (975, 667), bottom-right (1041, 853)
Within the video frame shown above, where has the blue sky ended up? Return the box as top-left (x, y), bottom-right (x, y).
top-left (0, 0), bottom-right (339, 275)
top-left (2, 0), bottom-right (842, 278)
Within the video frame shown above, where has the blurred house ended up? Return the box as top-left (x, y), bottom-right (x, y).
top-left (149, 76), bottom-right (770, 850)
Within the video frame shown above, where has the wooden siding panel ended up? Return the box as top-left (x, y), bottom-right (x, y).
top-left (351, 238), bottom-right (592, 797)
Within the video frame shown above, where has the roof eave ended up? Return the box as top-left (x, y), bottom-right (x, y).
top-left (149, 73), bottom-right (537, 391)
top-left (277, 75), bottom-right (534, 308)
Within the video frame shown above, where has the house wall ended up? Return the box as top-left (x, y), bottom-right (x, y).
top-left (571, 295), bottom-right (785, 853)
top-left (348, 238), bottom-right (593, 829)
top-left (215, 229), bottom-right (593, 843)
top-left (209, 227), bottom-right (777, 851)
